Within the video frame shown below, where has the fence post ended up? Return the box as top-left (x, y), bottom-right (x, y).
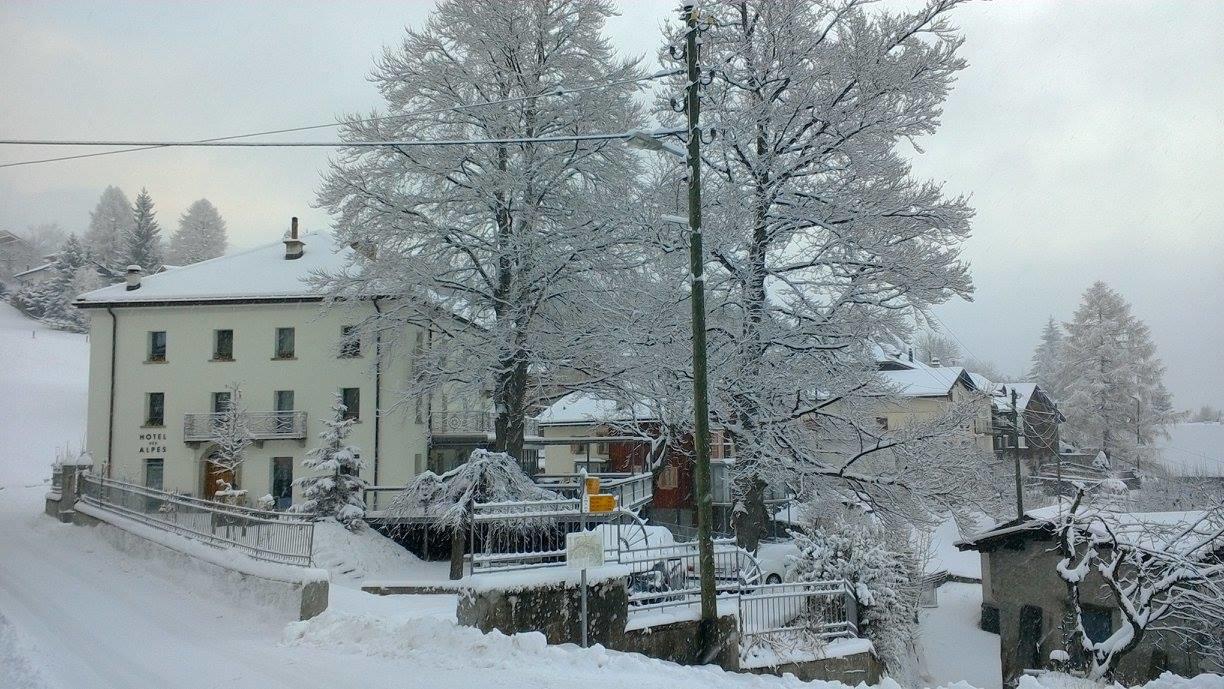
top-left (844, 580), bottom-right (858, 634)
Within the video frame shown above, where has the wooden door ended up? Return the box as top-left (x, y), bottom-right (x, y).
top-left (202, 460), bottom-right (236, 499)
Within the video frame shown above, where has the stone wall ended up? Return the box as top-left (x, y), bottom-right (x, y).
top-left (458, 569), bottom-right (629, 647)
top-left (619, 615), bottom-right (740, 670)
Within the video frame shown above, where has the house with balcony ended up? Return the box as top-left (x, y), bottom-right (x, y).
top-left (874, 364), bottom-right (996, 453)
top-left (73, 222), bottom-right (518, 510)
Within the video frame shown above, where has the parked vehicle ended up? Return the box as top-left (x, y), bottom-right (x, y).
top-left (754, 538), bottom-right (801, 584)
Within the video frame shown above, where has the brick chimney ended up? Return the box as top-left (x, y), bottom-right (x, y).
top-left (124, 265), bottom-right (142, 291)
top-left (284, 217), bottom-right (304, 260)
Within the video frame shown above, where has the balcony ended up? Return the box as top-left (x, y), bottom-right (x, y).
top-left (183, 411), bottom-right (308, 443)
top-left (429, 411), bottom-right (540, 440)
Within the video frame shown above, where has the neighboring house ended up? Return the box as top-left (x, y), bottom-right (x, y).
top-left (875, 365), bottom-right (995, 453)
top-left (990, 383), bottom-right (1063, 471)
top-left (72, 225), bottom-right (495, 510)
top-left (959, 506), bottom-right (1219, 686)
top-left (0, 229), bottom-right (36, 281)
top-left (12, 262), bottom-right (56, 287)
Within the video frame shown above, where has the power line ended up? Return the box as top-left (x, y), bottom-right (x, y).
top-left (0, 68), bottom-right (682, 170)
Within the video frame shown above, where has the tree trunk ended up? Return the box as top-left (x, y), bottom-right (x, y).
top-left (449, 523), bottom-right (466, 580)
top-left (732, 473), bottom-right (771, 551)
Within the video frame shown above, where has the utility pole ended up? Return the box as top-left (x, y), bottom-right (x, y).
top-left (1012, 388), bottom-right (1024, 519)
top-left (681, 3), bottom-right (718, 653)
top-left (1134, 395), bottom-right (1142, 474)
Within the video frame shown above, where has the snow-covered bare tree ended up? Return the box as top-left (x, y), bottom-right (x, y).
top-left (295, 395), bottom-right (366, 530)
top-left (914, 330), bottom-right (962, 366)
top-left (168, 199), bottom-right (228, 265)
top-left (207, 383), bottom-right (253, 489)
top-left (603, 0), bottom-right (984, 548)
top-left (123, 187), bottom-right (163, 271)
top-left (84, 186), bottom-right (135, 272)
top-left (314, 0), bottom-right (646, 462)
top-left (1061, 282), bottom-right (1175, 466)
top-left (387, 449), bottom-right (557, 579)
top-left (1029, 316), bottom-right (1067, 402)
top-left (1056, 489), bottom-right (1224, 680)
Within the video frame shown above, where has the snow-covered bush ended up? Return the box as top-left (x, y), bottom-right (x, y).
top-left (294, 395), bottom-right (366, 531)
top-left (789, 516), bottom-right (922, 682)
top-left (386, 449), bottom-right (556, 579)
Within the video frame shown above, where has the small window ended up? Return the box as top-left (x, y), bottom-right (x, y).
top-left (145, 392), bottom-right (165, 426)
top-left (571, 442), bottom-right (587, 455)
top-left (213, 329), bottom-right (234, 360)
top-left (340, 326), bottom-right (361, 358)
top-left (1081, 606), bottom-right (1114, 644)
top-left (212, 391), bottom-right (231, 413)
top-left (144, 458), bottom-right (164, 491)
top-left (271, 457), bottom-right (293, 509)
top-left (876, 417), bottom-right (889, 431)
top-left (341, 387), bottom-right (360, 420)
top-left (274, 327), bottom-right (295, 359)
top-left (658, 465), bottom-right (679, 490)
top-left (148, 331), bottom-right (167, 362)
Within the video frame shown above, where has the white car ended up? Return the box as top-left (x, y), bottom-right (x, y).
top-left (754, 539), bottom-right (800, 584)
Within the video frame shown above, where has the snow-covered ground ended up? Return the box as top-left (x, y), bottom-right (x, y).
top-left (919, 583), bottom-right (1002, 689)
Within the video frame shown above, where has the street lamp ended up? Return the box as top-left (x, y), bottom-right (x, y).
top-left (623, 6), bottom-right (718, 655)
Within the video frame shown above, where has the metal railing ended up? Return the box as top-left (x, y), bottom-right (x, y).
top-left (428, 411), bottom-right (540, 438)
top-left (738, 580), bottom-right (857, 659)
top-left (78, 473), bottom-right (315, 566)
top-left (183, 411), bottom-right (308, 442)
top-left (469, 498), bottom-right (646, 573)
top-left (619, 539), bottom-right (761, 615)
top-left (533, 472), bottom-right (653, 509)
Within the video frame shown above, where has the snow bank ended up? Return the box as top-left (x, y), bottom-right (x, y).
top-left (461, 564), bottom-right (633, 593)
top-left (311, 520), bottom-right (442, 585)
top-left (1018, 672), bottom-right (1224, 689)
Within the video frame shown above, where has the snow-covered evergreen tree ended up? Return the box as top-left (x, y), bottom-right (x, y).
top-left (84, 186), bottom-right (135, 272)
top-left (295, 395), bottom-right (366, 530)
top-left (207, 383), bottom-right (253, 485)
top-left (168, 199), bottom-right (227, 265)
top-left (387, 449), bottom-right (556, 579)
top-left (10, 234), bottom-right (100, 332)
top-left (315, 0), bottom-right (645, 462)
top-left (1060, 282), bottom-right (1174, 465)
top-left (124, 187), bottom-right (163, 271)
top-left (1029, 316), bottom-right (1067, 402)
top-left (789, 514), bottom-right (922, 682)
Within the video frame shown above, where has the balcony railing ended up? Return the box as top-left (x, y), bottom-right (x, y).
top-left (183, 411), bottom-right (308, 442)
top-left (429, 411), bottom-right (540, 438)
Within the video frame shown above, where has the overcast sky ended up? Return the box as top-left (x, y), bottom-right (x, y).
top-left (2, 1), bottom-right (1222, 409)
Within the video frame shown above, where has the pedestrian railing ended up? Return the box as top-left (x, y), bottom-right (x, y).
top-left (469, 498), bottom-right (648, 573)
top-left (532, 472), bottom-right (654, 509)
top-left (78, 473), bottom-right (315, 567)
top-left (619, 539), bottom-right (761, 615)
top-left (737, 580), bottom-right (858, 659)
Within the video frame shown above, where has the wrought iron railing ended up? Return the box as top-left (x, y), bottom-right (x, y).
top-left (183, 411), bottom-right (308, 442)
top-left (738, 580), bottom-right (858, 660)
top-left (78, 473), bottom-right (315, 566)
top-left (428, 411), bottom-right (540, 438)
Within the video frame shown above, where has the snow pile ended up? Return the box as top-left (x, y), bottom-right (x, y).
top-left (311, 520), bottom-right (438, 584)
top-left (1018, 673), bottom-right (1224, 689)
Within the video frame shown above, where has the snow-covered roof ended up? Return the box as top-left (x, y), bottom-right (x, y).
top-left (14, 262), bottom-right (54, 279)
top-left (1153, 422), bottom-right (1224, 477)
top-left (878, 366), bottom-right (973, 397)
top-left (959, 502), bottom-right (1219, 555)
top-left (75, 232), bottom-right (349, 306)
top-left (991, 382), bottom-right (1036, 411)
top-left (534, 391), bottom-right (654, 426)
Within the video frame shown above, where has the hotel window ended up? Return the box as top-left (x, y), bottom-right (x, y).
top-left (271, 457), bottom-right (293, 510)
top-left (147, 331), bottom-right (167, 362)
top-left (274, 327), bottom-right (295, 359)
top-left (274, 390), bottom-right (295, 433)
top-left (212, 391), bottom-right (231, 413)
top-left (145, 392), bottom-right (165, 427)
top-left (341, 387), bottom-right (360, 420)
top-left (213, 329), bottom-right (234, 360)
top-left (339, 326), bottom-right (361, 358)
top-left (144, 458), bottom-right (164, 491)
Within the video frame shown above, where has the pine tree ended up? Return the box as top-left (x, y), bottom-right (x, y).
top-left (1028, 316), bottom-right (1067, 401)
top-left (124, 187), bottom-right (163, 270)
top-left (10, 234), bottom-right (99, 332)
top-left (295, 395), bottom-right (367, 530)
top-left (168, 199), bottom-right (228, 265)
top-left (1061, 282), bottom-right (1174, 465)
top-left (84, 186), bottom-right (135, 272)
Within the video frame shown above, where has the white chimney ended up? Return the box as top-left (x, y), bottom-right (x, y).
top-left (125, 265), bottom-right (143, 291)
top-left (284, 217), bottom-right (304, 260)
top-left (930, 356), bottom-right (941, 367)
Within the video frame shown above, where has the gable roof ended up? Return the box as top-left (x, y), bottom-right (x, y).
top-left (879, 366), bottom-right (976, 398)
top-left (13, 262), bottom-right (55, 279)
top-left (75, 232), bottom-right (349, 307)
top-left (534, 391), bottom-right (655, 426)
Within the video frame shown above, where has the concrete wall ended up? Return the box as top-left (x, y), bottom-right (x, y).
top-left (983, 535), bottom-right (1204, 686)
top-left (84, 301), bottom-right (428, 505)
